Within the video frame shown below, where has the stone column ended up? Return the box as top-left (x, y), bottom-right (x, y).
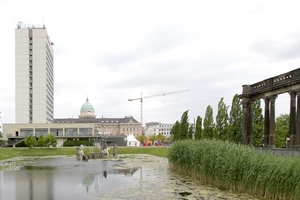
top-left (248, 100), bottom-right (254, 146)
top-left (289, 91), bottom-right (297, 148)
top-left (296, 92), bottom-right (300, 148)
top-left (242, 98), bottom-right (250, 145)
top-left (269, 95), bottom-right (277, 148)
top-left (264, 97), bottom-right (270, 147)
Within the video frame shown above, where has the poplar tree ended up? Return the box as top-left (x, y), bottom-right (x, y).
top-left (179, 110), bottom-right (189, 140)
top-left (187, 124), bottom-right (194, 139)
top-left (170, 121), bottom-right (180, 141)
top-left (194, 116), bottom-right (203, 140)
top-left (252, 100), bottom-right (264, 147)
top-left (215, 97), bottom-right (229, 140)
top-left (203, 105), bottom-right (215, 139)
top-left (228, 94), bottom-right (243, 144)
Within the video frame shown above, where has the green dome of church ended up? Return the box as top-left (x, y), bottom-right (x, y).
top-left (80, 98), bottom-right (94, 111)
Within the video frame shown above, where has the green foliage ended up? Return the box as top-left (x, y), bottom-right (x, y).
top-left (148, 135), bottom-right (158, 142)
top-left (168, 139), bottom-right (300, 200)
top-left (228, 94), bottom-right (242, 144)
top-left (203, 105), bottom-right (215, 139)
top-left (0, 140), bottom-right (5, 147)
top-left (215, 97), bottom-right (229, 140)
top-left (194, 116), bottom-right (203, 140)
top-left (24, 135), bottom-right (37, 149)
top-left (171, 121), bottom-right (180, 141)
top-left (275, 114), bottom-right (290, 148)
top-left (136, 135), bottom-right (147, 143)
top-left (45, 134), bottom-right (57, 148)
top-left (37, 135), bottom-right (46, 148)
top-left (187, 124), bottom-right (194, 140)
top-left (179, 110), bottom-right (189, 140)
top-left (0, 131), bottom-right (6, 146)
top-left (157, 133), bottom-right (166, 142)
top-left (63, 139), bottom-right (93, 147)
top-left (16, 141), bottom-right (27, 147)
top-left (253, 100), bottom-right (264, 147)
top-left (168, 134), bottom-right (174, 142)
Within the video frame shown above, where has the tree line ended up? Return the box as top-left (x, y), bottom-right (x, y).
top-left (25, 134), bottom-right (57, 148)
top-left (171, 94), bottom-right (290, 148)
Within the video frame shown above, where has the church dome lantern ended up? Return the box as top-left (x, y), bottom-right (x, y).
top-left (79, 97), bottom-right (96, 119)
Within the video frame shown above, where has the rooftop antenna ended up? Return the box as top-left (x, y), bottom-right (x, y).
top-left (42, 17), bottom-right (45, 29)
top-left (17, 21), bottom-right (22, 29)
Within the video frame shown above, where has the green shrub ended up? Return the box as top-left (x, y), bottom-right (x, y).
top-left (168, 139), bottom-right (300, 200)
top-left (16, 141), bottom-right (27, 147)
top-left (63, 140), bottom-right (93, 147)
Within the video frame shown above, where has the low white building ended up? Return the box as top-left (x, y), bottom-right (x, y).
top-left (126, 134), bottom-right (140, 146)
top-left (144, 122), bottom-right (173, 138)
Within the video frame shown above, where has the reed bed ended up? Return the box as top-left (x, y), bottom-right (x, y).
top-left (168, 139), bottom-right (300, 200)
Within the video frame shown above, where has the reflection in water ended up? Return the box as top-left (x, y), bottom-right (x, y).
top-left (17, 165), bottom-right (54, 200)
top-left (82, 167), bottom-right (140, 195)
top-left (22, 165), bottom-right (56, 170)
top-left (1, 158), bottom-right (141, 200)
top-left (0, 157), bottom-right (260, 199)
top-left (82, 174), bottom-right (95, 193)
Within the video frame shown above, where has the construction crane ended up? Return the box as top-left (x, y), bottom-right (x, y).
top-left (128, 89), bottom-right (189, 126)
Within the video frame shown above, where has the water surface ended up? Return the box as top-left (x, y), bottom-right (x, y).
top-left (0, 156), bottom-right (261, 200)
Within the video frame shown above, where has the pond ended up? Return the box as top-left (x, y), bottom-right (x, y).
top-left (0, 155), bottom-right (261, 200)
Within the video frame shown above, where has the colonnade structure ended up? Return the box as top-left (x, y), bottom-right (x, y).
top-left (239, 68), bottom-right (300, 148)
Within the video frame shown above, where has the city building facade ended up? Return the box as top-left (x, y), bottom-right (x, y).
top-left (15, 23), bottom-right (54, 123)
top-left (144, 122), bottom-right (173, 137)
top-left (3, 98), bottom-right (142, 146)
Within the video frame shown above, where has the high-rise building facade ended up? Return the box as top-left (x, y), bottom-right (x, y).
top-left (15, 23), bottom-right (54, 123)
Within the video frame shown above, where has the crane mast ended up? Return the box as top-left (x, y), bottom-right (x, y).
top-left (128, 89), bottom-right (189, 126)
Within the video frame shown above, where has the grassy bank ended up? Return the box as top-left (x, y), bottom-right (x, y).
top-left (0, 146), bottom-right (170, 161)
top-left (168, 139), bottom-right (300, 200)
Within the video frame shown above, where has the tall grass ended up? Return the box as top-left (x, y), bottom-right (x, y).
top-left (168, 139), bottom-right (300, 200)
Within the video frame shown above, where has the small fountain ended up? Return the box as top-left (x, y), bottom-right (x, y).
top-left (76, 144), bottom-right (88, 161)
top-left (77, 139), bottom-right (118, 160)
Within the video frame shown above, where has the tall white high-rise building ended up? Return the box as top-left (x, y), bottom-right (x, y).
top-left (15, 23), bottom-right (54, 123)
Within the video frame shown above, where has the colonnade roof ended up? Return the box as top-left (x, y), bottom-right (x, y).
top-left (239, 68), bottom-right (300, 100)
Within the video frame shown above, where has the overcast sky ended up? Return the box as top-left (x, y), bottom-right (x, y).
top-left (1, 0), bottom-right (300, 129)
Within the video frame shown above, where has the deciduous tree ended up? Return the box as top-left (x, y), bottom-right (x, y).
top-left (194, 116), bottom-right (203, 140)
top-left (170, 121), bottom-right (180, 141)
top-left (136, 135), bottom-right (147, 144)
top-left (24, 134), bottom-right (37, 149)
top-left (203, 105), bottom-right (215, 139)
top-left (37, 135), bottom-right (46, 148)
top-left (216, 97), bottom-right (229, 140)
top-left (179, 110), bottom-right (189, 140)
top-left (187, 124), bottom-right (194, 140)
top-left (157, 133), bottom-right (166, 142)
top-left (228, 94), bottom-right (242, 144)
top-left (45, 134), bottom-right (57, 148)
top-left (252, 100), bottom-right (264, 147)
top-left (275, 114), bottom-right (289, 148)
